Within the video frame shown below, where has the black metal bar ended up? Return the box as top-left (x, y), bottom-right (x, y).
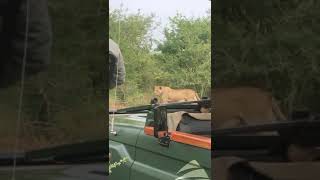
top-left (111, 105), bottom-right (152, 114)
top-left (213, 119), bottom-right (320, 135)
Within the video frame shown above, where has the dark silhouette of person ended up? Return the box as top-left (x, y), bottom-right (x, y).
top-left (109, 39), bottom-right (125, 89)
top-left (0, 0), bottom-right (52, 88)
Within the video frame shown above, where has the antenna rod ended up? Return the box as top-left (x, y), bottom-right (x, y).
top-left (110, 2), bottom-right (123, 135)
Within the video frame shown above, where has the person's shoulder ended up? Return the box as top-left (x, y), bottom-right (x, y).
top-left (109, 39), bottom-right (121, 56)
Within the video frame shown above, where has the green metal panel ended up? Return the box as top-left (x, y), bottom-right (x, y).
top-left (130, 131), bottom-right (211, 180)
top-left (109, 114), bottom-right (145, 180)
top-left (109, 140), bottom-right (136, 180)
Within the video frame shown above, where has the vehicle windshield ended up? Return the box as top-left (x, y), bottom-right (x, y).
top-left (0, 1), bottom-right (106, 154)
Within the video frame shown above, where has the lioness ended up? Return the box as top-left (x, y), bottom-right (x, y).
top-left (213, 87), bottom-right (320, 162)
top-left (154, 86), bottom-right (200, 104)
top-left (213, 87), bottom-right (286, 129)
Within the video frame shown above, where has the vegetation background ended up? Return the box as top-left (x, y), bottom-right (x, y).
top-left (5, 0), bottom-right (319, 152)
top-left (0, 0), bottom-right (106, 151)
top-left (109, 7), bottom-right (211, 108)
top-left (215, 0), bottom-right (320, 115)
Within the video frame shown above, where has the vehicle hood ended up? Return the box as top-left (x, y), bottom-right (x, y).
top-left (108, 113), bottom-right (147, 145)
top-left (109, 113), bottom-right (147, 128)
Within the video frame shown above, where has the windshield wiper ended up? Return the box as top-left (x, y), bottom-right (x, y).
top-left (0, 139), bottom-right (107, 166)
top-left (0, 153), bottom-right (25, 166)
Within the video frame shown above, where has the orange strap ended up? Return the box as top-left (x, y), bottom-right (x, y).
top-left (171, 131), bottom-right (211, 150)
top-left (144, 126), bottom-right (211, 150)
top-left (144, 126), bottom-right (167, 137)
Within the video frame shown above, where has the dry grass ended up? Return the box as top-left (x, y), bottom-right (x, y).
top-left (109, 90), bottom-right (154, 110)
top-left (0, 91), bottom-right (106, 153)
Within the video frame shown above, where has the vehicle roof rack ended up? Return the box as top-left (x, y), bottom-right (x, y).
top-left (157, 99), bottom-right (211, 108)
top-left (111, 105), bottom-right (152, 114)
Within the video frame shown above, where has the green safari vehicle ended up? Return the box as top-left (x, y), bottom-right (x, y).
top-left (108, 99), bottom-right (212, 180)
